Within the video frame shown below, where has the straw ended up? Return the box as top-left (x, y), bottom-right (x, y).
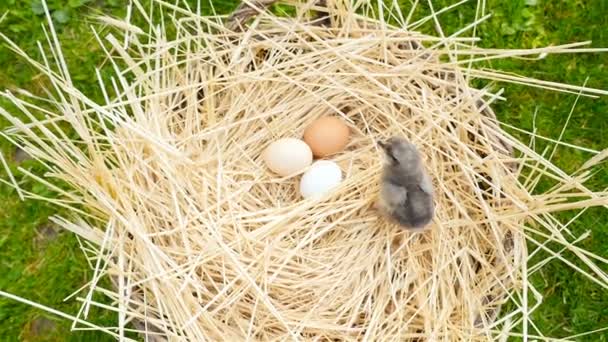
top-left (0, 0), bottom-right (606, 340)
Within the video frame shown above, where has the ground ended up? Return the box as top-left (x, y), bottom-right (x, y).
top-left (0, 0), bottom-right (606, 341)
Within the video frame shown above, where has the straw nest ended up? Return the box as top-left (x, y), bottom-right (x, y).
top-left (1, 0), bottom-right (607, 341)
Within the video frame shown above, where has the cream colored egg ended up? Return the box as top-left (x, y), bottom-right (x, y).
top-left (299, 160), bottom-right (342, 199)
top-left (263, 138), bottom-right (313, 177)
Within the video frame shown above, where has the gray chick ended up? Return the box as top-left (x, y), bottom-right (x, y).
top-left (377, 137), bottom-right (435, 230)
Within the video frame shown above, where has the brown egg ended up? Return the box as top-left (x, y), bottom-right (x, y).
top-left (303, 116), bottom-right (350, 157)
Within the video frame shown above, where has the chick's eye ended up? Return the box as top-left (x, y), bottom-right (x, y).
top-left (388, 152), bottom-right (398, 164)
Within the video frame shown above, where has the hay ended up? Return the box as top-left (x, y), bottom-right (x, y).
top-left (1, 0), bottom-right (607, 340)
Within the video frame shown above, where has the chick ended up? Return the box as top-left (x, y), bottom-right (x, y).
top-left (377, 137), bottom-right (435, 230)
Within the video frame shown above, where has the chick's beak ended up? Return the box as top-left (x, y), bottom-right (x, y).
top-left (377, 140), bottom-right (387, 151)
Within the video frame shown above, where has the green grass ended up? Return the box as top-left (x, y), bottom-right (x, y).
top-left (0, 0), bottom-right (606, 340)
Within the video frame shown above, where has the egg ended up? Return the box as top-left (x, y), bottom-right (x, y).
top-left (303, 116), bottom-right (350, 157)
top-left (299, 160), bottom-right (342, 199)
top-left (263, 138), bottom-right (313, 176)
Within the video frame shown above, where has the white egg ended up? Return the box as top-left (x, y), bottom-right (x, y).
top-left (299, 160), bottom-right (342, 199)
top-left (263, 138), bottom-right (313, 177)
